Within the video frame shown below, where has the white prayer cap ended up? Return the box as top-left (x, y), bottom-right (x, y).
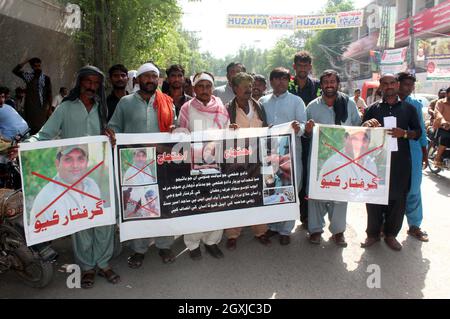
top-left (193, 72), bottom-right (214, 87)
top-left (128, 70), bottom-right (137, 79)
top-left (136, 63), bottom-right (160, 78)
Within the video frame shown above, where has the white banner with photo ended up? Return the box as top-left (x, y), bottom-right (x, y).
top-left (115, 124), bottom-right (300, 242)
top-left (19, 136), bottom-right (116, 246)
top-left (308, 125), bottom-right (391, 205)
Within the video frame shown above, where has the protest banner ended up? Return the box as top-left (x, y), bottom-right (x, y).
top-left (227, 10), bottom-right (363, 30)
top-left (308, 125), bottom-right (391, 205)
top-left (115, 124), bottom-right (299, 242)
top-left (379, 47), bottom-right (408, 75)
top-left (19, 136), bottom-right (116, 246)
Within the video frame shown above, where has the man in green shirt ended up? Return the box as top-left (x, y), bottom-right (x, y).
top-left (109, 62), bottom-right (177, 269)
top-left (10, 66), bottom-right (119, 289)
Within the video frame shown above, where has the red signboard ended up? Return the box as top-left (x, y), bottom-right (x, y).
top-left (396, 0), bottom-right (450, 43)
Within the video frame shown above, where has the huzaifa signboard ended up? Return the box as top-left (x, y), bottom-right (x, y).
top-left (227, 11), bottom-right (363, 30)
top-left (115, 125), bottom-right (300, 242)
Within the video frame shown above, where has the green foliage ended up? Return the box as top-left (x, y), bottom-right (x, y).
top-left (58, 0), bottom-right (207, 75)
top-left (318, 127), bottom-right (345, 171)
top-left (305, 0), bottom-right (355, 76)
top-left (21, 144), bottom-right (112, 212)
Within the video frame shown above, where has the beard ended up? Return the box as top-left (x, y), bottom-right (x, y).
top-left (140, 82), bottom-right (157, 94)
top-left (383, 88), bottom-right (397, 97)
top-left (323, 87), bottom-right (338, 98)
top-left (113, 82), bottom-right (127, 90)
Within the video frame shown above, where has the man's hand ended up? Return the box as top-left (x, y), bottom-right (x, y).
top-left (169, 125), bottom-right (176, 133)
top-left (291, 121), bottom-right (300, 134)
top-left (422, 146), bottom-right (428, 169)
top-left (362, 119), bottom-right (381, 127)
top-left (442, 122), bottom-right (450, 130)
top-left (229, 123), bottom-right (240, 130)
top-left (305, 119), bottom-right (315, 134)
top-left (104, 127), bottom-right (116, 148)
top-left (387, 127), bottom-right (406, 138)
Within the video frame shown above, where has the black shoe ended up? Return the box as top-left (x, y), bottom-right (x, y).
top-left (264, 229), bottom-right (279, 238)
top-left (204, 244), bottom-right (224, 259)
top-left (189, 247), bottom-right (202, 260)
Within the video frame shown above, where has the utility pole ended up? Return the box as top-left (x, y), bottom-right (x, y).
top-left (379, 0), bottom-right (390, 52)
top-left (408, 16), bottom-right (415, 74)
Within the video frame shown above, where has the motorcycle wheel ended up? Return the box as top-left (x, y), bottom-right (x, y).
top-left (427, 143), bottom-right (442, 175)
top-left (0, 224), bottom-right (54, 288)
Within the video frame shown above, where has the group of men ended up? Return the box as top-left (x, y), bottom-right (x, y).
top-left (2, 50), bottom-right (436, 289)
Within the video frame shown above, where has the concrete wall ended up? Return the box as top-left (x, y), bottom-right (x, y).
top-left (0, 0), bottom-right (81, 95)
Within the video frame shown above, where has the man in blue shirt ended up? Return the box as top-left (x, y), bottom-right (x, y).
top-left (397, 72), bottom-right (429, 242)
top-left (260, 67), bottom-right (306, 245)
top-left (0, 87), bottom-right (29, 140)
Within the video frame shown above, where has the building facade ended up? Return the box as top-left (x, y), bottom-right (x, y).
top-left (343, 0), bottom-right (450, 95)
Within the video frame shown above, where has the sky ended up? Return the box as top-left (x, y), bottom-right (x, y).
top-left (179, 0), bottom-right (372, 58)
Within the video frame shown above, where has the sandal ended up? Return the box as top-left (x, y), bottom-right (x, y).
top-left (98, 268), bottom-right (121, 284)
top-left (127, 252), bottom-right (144, 269)
top-left (255, 234), bottom-right (271, 246)
top-left (81, 270), bottom-right (96, 289)
top-left (158, 249), bottom-right (175, 264)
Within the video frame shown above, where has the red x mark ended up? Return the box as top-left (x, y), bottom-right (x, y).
top-left (32, 172), bottom-right (101, 201)
top-left (322, 143), bottom-right (384, 179)
top-left (127, 197), bottom-right (159, 216)
top-left (125, 160), bottom-right (155, 182)
top-left (34, 161), bottom-right (104, 219)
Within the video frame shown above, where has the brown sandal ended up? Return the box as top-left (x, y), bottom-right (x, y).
top-left (98, 268), bottom-right (121, 284)
top-left (81, 270), bottom-right (96, 289)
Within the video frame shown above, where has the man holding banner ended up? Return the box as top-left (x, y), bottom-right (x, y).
top-left (12, 65), bottom-right (119, 288)
top-left (178, 71), bottom-right (230, 260)
top-left (108, 62), bottom-right (177, 268)
top-left (260, 67), bottom-right (305, 245)
top-left (361, 74), bottom-right (422, 251)
top-left (305, 70), bottom-right (361, 247)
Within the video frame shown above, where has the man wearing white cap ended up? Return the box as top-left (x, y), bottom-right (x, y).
top-left (178, 71), bottom-right (230, 260)
top-left (108, 61), bottom-right (177, 268)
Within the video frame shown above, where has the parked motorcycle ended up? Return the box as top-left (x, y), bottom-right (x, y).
top-left (0, 130), bottom-right (54, 288)
top-left (427, 129), bottom-right (450, 174)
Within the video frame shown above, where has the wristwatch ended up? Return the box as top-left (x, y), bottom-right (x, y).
top-left (403, 130), bottom-right (408, 139)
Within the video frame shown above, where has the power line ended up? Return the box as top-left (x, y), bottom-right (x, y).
top-left (318, 44), bottom-right (371, 66)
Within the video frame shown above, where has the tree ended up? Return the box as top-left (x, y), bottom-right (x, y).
top-left (59, 0), bottom-right (206, 74)
top-left (305, 0), bottom-right (355, 76)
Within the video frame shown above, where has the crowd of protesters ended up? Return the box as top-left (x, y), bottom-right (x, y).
top-left (2, 50), bottom-right (448, 289)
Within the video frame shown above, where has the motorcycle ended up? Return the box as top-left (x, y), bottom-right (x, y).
top-left (427, 128), bottom-right (450, 174)
top-left (0, 130), bottom-right (54, 288)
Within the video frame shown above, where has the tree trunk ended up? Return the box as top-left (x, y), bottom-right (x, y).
top-left (94, 0), bottom-right (105, 71)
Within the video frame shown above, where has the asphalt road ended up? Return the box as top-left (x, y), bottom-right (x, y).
top-left (1, 170), bottom-right (449, 299)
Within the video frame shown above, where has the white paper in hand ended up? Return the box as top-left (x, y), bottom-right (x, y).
top-left (383, 116), bottom-right (398, 152)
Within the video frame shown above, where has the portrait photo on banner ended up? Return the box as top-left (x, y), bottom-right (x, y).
top-left (309, 125), bottom-right (391, 205)
top-left (19, 136), bottom-right (116, 246)
top-left (120, 147), bottom-right (158, 186)
top-left (122, 184), bottom-right (161, 220)
top-left (260, 135), bottom-right (295, 205)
